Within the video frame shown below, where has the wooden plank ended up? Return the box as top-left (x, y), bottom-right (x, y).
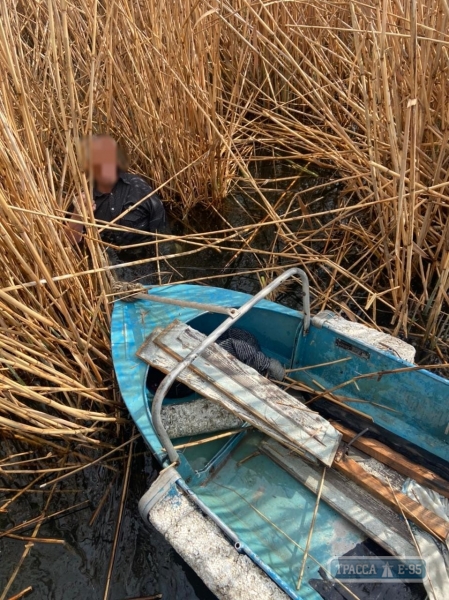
top-left (172, 322), bottom-right (329, 434)
top-left (149, 328), bottom-right (329, 462)
top-left (156, 321), bottom-right (331, 441)
top-left (333, 451), bottom-right (449, 543)
top-left (310, 399), bottom-right (449, 481)
top-left (139, 330), bottom-right (320, 465)
top-left (155, 321), bottom-right (341, 465)
top-left (261, 438), bottom-right (417, 558)
top-left (332, 421), bottom-right (449, 499)
top-left (148, 320), bottom-right (341, 466)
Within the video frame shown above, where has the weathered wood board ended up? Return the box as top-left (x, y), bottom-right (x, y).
top-left (332, 421), bottom-right (449, 499)
top-left (261, 438), bottom-right (417, 558)
top-left (139, 330), bottom-right (320, 464)
top-left (333, 452), bottom-right (449, 543)
top-left (138, 320), bottom-right (341, 466)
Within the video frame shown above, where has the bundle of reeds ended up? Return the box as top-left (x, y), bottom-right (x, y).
top-left (1, 0), bottom-right (449, 462)
top-left (209, 0), bottom-right (449, 351)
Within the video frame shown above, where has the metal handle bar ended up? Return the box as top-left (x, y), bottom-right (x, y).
top-left (151, 267), bottom-right (310, 464)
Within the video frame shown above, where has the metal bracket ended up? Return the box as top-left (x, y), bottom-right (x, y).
top-left (311, 310), bottom-right (335, 329)
top-left (342, 427), bottom-right (370, 456)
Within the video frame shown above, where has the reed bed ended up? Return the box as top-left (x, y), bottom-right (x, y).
top-left (0, 0), bottom-right (447, 463)
top-left (1, 1), bottom-right (449, 587)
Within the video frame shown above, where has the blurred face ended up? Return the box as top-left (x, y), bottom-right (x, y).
top-left (90, 137), bottom-right (119, 190)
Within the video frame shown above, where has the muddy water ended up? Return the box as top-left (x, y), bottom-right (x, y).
top-left (0, 161), bottom-right (342, 599)
top-left (169, 161), bottom-right (342, 299)
top-left (0, 438), bottom-right (218, 600)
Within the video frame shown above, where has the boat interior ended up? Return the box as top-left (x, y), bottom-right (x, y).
top-left (140, 306), bottom-right (449, 599)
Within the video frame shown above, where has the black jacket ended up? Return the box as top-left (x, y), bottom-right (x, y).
top-left (93, 172), bottom-right (167, 255)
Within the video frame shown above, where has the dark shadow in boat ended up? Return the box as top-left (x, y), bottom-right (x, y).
top-left (146, 367), bottom-right (194, 399)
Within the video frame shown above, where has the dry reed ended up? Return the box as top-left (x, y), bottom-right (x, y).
top-left (1, 0), bottom-right (449, 589)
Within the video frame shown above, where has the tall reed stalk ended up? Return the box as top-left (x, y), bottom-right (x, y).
top-left (0, 0), bottom-right (449, 459)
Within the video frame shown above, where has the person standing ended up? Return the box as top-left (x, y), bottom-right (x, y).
top-left (68, 135), bottom-right (170, 283)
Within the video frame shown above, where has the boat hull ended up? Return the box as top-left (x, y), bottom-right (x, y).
top-left (112, 283), bottom-right (442, 599)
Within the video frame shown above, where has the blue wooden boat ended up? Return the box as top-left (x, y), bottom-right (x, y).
top-left (111, 268), bottom-right (449, 599)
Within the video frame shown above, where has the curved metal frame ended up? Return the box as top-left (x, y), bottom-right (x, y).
top-left (151, 268), bottom-right (310, 464)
